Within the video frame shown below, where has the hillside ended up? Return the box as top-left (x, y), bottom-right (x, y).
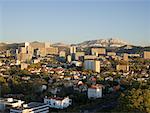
top-left (76, 38), bottom-right (128, 48)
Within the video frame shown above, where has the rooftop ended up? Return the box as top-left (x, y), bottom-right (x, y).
top-left (11, 102), bottom-right (48, 110)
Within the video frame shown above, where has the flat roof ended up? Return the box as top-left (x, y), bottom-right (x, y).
top-left (10, 102), bottom-right (48, 111)
top-left (28, 102), bottom-right (48, 108)
top-left (0, 98), bottom-right (24, 104)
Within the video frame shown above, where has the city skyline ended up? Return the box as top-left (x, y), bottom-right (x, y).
top-left (0, 0), bottom-right (150, 46)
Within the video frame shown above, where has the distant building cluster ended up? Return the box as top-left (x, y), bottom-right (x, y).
top-left (0, 41), bottom-right (150, 112)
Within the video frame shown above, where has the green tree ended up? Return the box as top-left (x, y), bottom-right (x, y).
top-left (116, 88), bottom-right (150, 113)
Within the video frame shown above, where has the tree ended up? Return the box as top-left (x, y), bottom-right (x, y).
top-left (116, 88), bottom-right (150, 113)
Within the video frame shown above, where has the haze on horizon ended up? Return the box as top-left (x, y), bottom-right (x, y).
top-left (0, 0), bottom-right (150, 46)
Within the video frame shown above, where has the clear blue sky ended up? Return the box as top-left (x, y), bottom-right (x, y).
top-left (0, 0), bottom-right (150, 46)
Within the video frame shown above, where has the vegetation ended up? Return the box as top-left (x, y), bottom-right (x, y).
top-left (113, 80), bottom-right (150, 113)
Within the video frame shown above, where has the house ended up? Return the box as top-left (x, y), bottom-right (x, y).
top-left (10, 102), bottom-right (49, 113)
top-left (21, 76), bottom-right (30, 80)
top-left (88, 84), bottom-right (103, 99)
top-left (105, 76), bottom-right (113, 81)
top-left (49, 68), bottom-right (64, 74)
top-left (77, 82), bottom-right (88, 92)
top-left (44, 96), bottom-right (72, 109)
top-left (32, 59), bottom-right (40, 64)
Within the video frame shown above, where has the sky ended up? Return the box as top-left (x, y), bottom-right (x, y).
top-left (0, 0), bottom-right (150, 46)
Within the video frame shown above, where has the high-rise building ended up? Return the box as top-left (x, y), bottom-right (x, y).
top-left (123, 53), bottom-right (128, 61)
top-left (19, 42), bottom-right (31, 54)
top-left (70, 46), bottom-right (76, 54)
top-left (19, 47), bottom-right (26, 53)
top-left (67, 55), bottom-right (72, 63)
top-left (30, 42), bottom-right (49, 56)
top-left (17, 42), bottom-right (33, 62)
top-left (17, 53), bottom-right (32, 62)
top-left (46, 47), bottom-right (58, 55)
top-left (34, 48), bottom-right (40, 58)
top-left (59, 51), bottom-right (66, 58)
top-left (143, 51), bottom-right (150, 59)
top-left (91, 47), bottom-right (106, 55)
top-left (84, 60), bottom-right (100, 73)
top-left (6, 50), bottom-right (11, 57)
top-left (15, 49), bottom-right (19, 55)
top-left (75, 52), bottom-right (85, 60)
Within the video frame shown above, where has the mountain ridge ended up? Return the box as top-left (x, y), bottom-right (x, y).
top-left (75, 38), bottom-right (129, 48)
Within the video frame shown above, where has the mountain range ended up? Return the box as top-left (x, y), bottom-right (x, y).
top-left (74, 38), bottom-right (128, 48)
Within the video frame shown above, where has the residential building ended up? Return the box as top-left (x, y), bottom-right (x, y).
top-left (10, 102), bottom-right (49, 113)
top-left (123, 53), bottom-right (128, 61)
top-left (33, 48), bottom-right (40, 57)
top-left (16, 60), bottom-right (21, 65)
top-left (91, 47), bottom-right (106, 55)
top-left (46, 47), bottom-right (58, 55)
top-left (128, 54), bottom-right (140, 57)
top-left (19, 42), bottom-right (33, 55)
top-left (70, 46), bottom-right (76, 54)
top-left (116, 64), bottom-right (129, 72)
top-left (19, 47), bottom-right (27, 54)
top-left (84, 55), bottom-right (97, 60)
top-left (40, 47), bottom-right (46, 56)
top-left (44, 96), bottom-right (72, 109)
top-left (21, 63), bottom-right (28, 70)
top-left (84, 60), bottom-right (100, 73)
top-left (16, 53), bottom-right (32, 62)
top-left (88, 84), bottom-right (102, 99)
top-left (71, 61), bottom-right (82, 67)
top-left (107, 52), bottom-right (116, 56)
top-left (16, 42), bottom-right (33, 62)
top-left (32, 59), bottom-right (40, 64)
top-left (143, 51), bottom-right (150, 59)
top-left (67, 55), bottom-right (72, 63)
top-left (59, 51), bottom-right (66, 58)
top-left (30, 42), bottom-right (51, 56)
top-left (15, 49), bottom-right (19, 55)
top-left (6, 50), bottom-right (11, 57)
top-left (75, 52), bottom-right (85, 60)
